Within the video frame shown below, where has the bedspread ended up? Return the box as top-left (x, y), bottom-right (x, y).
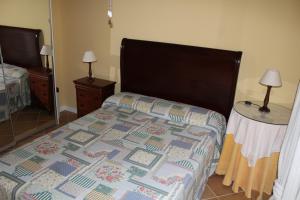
top-left (0, 93), bottom-right (226, 200)
top-left (0, 63), bottom-right (31, 122)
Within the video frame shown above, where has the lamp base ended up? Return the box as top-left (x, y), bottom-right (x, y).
top-left (259, 106), bottom-right (270, 113)
top-left (88, 62), bottom-right (94, 82)
top-left (44, 67), bottom-right (51, 72)
top-left (259, 85), bottom-right (272, 113)
top-left (87, 77), bottom-right (95, 82)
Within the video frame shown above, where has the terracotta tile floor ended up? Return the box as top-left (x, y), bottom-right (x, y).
top-left (202, 174), bottom-right (271, 200)
top-left (14, 111), bottom-right (272, 200)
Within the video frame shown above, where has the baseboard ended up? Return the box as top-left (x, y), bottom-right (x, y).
top-left (60, 105), bottom-right (77, 113)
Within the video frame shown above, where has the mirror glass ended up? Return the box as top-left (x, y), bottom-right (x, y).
top-left (0, 47), bottom-right (15, 151)
top-left (0, 0), bottom-right (57, 149)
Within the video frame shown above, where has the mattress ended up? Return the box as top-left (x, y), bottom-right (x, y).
top-left (0, 63), bottom-right (31, 122)
top-left (0, 92), bottom-right (226, 200)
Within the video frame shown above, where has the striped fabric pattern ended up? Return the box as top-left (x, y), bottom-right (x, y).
top-left (14, 150), bottom-right (32, 159)
top-left (175, 160), bottom-right (194, 170)
top-left (13, 166), bottom-right (33, 177)
top-left (31, 191), bottom-right (52, 200)
top-left (85, 190), bottom-right (114, 200)
top-left (145, 144), bottom-right (160, 152)
top-left (71, 175), bottom-right (96, 188)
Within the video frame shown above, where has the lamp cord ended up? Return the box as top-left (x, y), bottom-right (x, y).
top-left (244, 101), bottom-right (261, 107)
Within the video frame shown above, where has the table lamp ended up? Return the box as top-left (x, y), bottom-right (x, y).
top-left (82, 51), bottom-right (97, 81)
top-left (40, 45), bottom-right (52, 71)
top-left (259, 69), bottom-right (282, 112)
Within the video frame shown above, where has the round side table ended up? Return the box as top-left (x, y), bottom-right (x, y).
top-left (216, 101), bottom-right (291, 199)
top-left (234, 101), bottom-right (290, 125)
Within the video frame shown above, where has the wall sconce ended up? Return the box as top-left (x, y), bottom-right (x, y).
top-left (108, 0), bottom-right (113, 28)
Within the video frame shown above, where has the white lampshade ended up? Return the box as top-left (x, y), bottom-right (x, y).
top-left (82, 51), bottom-right (97, 63)
top-left (259, 69), bottom-right (282, 87)
top-left (40, 45), bottom-right (52, 56)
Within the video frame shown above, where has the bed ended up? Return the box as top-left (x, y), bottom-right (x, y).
top-left (0, 63), bottom-right (31, 122)
top-left (0, 25), bottom-right (43, 122)
top-left (0, 38), bottom-right (242, 200)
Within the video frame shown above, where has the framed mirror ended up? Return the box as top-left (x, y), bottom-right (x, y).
top-left (0, 0), bottom-right (57, 150)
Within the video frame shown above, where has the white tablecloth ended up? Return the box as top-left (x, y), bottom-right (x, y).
top-left (227, 110), bottom-right (287, 167)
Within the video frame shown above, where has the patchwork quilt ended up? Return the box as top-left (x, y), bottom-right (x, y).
top-left (0, 63), bottom-right (31, 122)
top-left (0, 92), bottom-right (226, 200)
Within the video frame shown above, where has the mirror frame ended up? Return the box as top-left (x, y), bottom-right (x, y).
top-left (49, 0), bottom-right (60, 124)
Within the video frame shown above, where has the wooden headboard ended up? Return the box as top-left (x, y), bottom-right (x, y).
top-left (0, 25), bottom-right (42, 68)
top-left (120, 38), bottom-right (242, 120)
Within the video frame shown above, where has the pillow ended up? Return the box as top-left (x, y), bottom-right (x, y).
top-left (103, 92), bottom-right (226, 130)
top-left (0, 63), bottom-right (27, 78)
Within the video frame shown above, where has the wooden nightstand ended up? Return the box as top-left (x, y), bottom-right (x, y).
top-left (74, 77), bottom-right (116, 118)
top-left (28, 68), bottom-right (54, 112)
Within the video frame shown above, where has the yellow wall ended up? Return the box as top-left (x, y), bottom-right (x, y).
top-left (0, 0), bottom-right (51, 45)
top-left (53, 0), bottom-right (300, 109)
top-left (52, 0), bottom-right (110, 108)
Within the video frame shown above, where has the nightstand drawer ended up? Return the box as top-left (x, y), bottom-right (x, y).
top-left (74, 77), bottom-right (116, 118)
top-left (77, 101), bottom-right (99, 117)
top-left (29, 76), bottom-right (39, 90)
top-left (39, 81), bottom-right (49, 89)
top-left (37, 84), bottom-right (49, 94)
top-left (76, 88), bottom-right (102, 116)
top-left (77, 102), bottom-right (97, 113)
top-left (76, 88), bottom-right (102, 102)
top-left (40, 92), bottom-right (49, 102)
top-left (77, 88), bottom-right (101, 101)
top-left (28, 68), bottom-right (54, 112)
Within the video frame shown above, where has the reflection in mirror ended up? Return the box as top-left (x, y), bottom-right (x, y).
top-left (0, 0), bottom-right (57, 147)
top-left (0, 46), bottom-right (15, 151)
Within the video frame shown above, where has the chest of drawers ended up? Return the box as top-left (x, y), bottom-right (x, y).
top-left (28, 68), bottom-right (54, 112)
top-left (74, 77), bottom-right (115, 118)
